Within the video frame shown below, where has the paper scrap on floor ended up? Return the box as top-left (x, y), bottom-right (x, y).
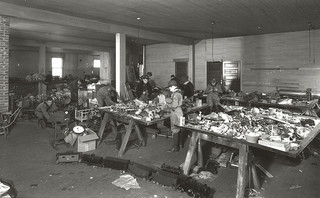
top-left (112, 174), bottom-right (141, 190)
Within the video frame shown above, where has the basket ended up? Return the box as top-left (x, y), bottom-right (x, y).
top-left (245, 133), bottom-right (260, 143)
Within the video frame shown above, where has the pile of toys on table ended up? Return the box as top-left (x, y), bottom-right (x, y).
top-left (184, 105), bottom-right (319, 152)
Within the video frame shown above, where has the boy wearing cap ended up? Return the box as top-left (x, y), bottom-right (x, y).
top-left (35, 96), bottom-right (60, 127)
top-left (205, 78), bottom-right (223, 112)
top-left (96, 80), bottom-right (119, 143)
top-left (35, 96), bottom-right (58, 121)
top-left (97, 80), bottom-right (117, 107)
top-left (166, 79), bottom-right (183, 152)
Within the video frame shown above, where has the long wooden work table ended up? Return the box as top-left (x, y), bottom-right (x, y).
top-left (178, 117), bottom-right (320, 198)
top-left (97, 104), bottom-right (209, 157)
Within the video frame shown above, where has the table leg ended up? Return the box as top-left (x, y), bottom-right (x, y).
top-left (97, 113), bottom-right (109, 145)
top-left (197, 138), bottom-right (203, 167)
top-left (134, 122), bottom-right (145, 146)
top-left (118, 119), bottom-right (134, 157)
top-left (236, 144), bottom-right (249, 198)
top-left (110, 119), bottom-right (117, 136)
top-left (183, 132), bottom-right (199, 175)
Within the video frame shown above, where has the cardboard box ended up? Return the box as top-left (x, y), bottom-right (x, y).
top-left (76, 128), bottom-right (99, 152)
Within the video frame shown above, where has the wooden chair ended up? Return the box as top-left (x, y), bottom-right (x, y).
top-left (0, 107), bottom-right (22, 138)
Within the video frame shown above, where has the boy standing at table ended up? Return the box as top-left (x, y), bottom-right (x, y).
top-left (166, 79), bottom-right (183, 152)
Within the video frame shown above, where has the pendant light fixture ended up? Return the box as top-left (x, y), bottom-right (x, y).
top-left (137, 17), bottom-right (141, 66)
top-left (211, 21), bottom-right (215, 60)
top-left (308, 22), bottom-right (313, 63)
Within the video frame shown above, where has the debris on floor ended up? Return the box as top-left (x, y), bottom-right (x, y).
top-left (190, 171), bottom-right (216, 180)
top-left (30, 184), bottom-right (38, 188)
top-left (289, 185), bottom-right (302, 190)
top-left (112, 174), bottom-right (141, 190)
top-left (245, 188), bottom-right (261, 197)
top-left (0, 178), bottom-right (18, 198)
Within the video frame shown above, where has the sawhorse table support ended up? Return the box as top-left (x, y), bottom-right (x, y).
top-left (117, 119), bottom-right (145, 157)
top-left (97, 112), bottom-right (145, 157)
top-left (182, 131), bottom-right (260, 198)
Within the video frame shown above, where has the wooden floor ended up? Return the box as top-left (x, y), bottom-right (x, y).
top-left (0, 119), bottom-right (319, 198)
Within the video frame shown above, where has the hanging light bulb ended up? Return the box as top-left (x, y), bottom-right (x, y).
top-left (211, 21), bottom-right (215, 60)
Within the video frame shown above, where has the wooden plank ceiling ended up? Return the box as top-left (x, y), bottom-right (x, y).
top-left (0, 0), bottom-right (319, 53)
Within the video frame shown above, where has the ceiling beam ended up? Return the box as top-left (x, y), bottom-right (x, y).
top-left (0, 2), bottom-right (194, 45)
top-left (10, 39), bottom-right (110, 52)
top-left (9, 45), bottom-right (100, 54)
top-left (45, 47), bottom-right (101, 55)
top-left (11, 29), bottom-right (115, 47)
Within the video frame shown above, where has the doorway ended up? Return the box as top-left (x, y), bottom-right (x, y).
top-left (175, 61), bottom-right (188, 82)
top-left (207, 61), bottom-right (223, 85)
top-left (207, 61), bottom-right (241, 92)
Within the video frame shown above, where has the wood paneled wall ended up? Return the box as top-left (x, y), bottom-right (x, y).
top-left (145, 43), bottom-right (192, 87)
top-left (9, 50), bottom-right (39, 78)
top-left (147, 29), bottom-right (320, 93)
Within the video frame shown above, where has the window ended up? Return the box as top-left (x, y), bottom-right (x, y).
top-left (93, 59), bottom-right (101, 68)
top-left (52, 57), bottom-right (63, 77)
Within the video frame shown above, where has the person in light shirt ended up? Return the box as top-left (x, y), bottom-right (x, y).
top-left (166, 79), bottom-right (183, 153)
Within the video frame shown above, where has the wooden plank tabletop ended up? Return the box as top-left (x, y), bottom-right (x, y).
top-left (99, 103), bottom-right (209, 126)
top-left (178, 123), bottom-right (320, 158)
top-left (220, 97), bottom-right (318, 111)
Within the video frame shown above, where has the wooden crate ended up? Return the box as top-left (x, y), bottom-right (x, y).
top-left (75, 109), bottom-right (96, 122)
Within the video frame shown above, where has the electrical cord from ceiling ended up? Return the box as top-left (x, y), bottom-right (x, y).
top-left (211, 21), bottom-right (215, 59)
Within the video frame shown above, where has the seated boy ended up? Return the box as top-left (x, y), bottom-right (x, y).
top-left (35, 96), bottom-right (65, 127)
